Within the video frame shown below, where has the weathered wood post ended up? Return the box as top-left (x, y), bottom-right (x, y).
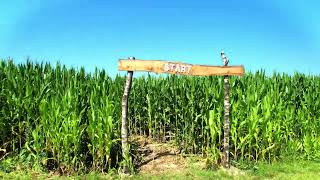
top-left (221, 51), bottom-right (230, 168)
top-left (121, 56), bottom-right (134, 173)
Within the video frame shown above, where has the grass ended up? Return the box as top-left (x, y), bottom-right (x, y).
top-left (135, 159), bottom-right (320, 180)
top-left (250, 160), bottom-right (320, 179)
top-left (1, 158), bottom-right (320, 179)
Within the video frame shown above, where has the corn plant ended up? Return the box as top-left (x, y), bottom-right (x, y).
top-left (1, 59), bottom-right (320, 173)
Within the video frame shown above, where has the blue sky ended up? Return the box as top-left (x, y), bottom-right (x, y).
top-left (0, 0), bottom-right (319, 76)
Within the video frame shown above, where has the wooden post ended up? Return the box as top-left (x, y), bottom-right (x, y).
top-left (221, 51), bottom-right (230, 168)
top-left (121, 56), bottom-right (134, 173)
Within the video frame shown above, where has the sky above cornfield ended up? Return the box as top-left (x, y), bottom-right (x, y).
top-left (0, 0), bottom-right (320, 76)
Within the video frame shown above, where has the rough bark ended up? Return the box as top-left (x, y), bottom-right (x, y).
top-left (223, 75), bottom-right (230, 168)
top-left (221, 51), bottom-right (230, 168)
top-left (121, 57), bottom-right (134, 173)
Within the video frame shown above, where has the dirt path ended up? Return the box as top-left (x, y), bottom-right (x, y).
top-left (131, 136), bottom-right (205, 175)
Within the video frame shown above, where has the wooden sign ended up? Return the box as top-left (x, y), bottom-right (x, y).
top-left (118, 59), bottom-right (244, 76)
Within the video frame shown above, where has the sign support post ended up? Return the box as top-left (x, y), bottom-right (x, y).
top-left (221, 51), bottom-right (230, 168)
top-left (121, 56), bottom-right (134, 174)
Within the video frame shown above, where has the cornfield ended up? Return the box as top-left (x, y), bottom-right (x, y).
top-left (0, 59), bottom-right (320, 173)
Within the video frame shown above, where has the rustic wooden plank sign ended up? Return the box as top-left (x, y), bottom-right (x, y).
top-left (118, 59), bottom-right (245, 76)
top-left (119, 54), bottom-right (244, 173)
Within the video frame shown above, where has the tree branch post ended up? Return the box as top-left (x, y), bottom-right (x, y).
top-left (121, 56), bottom-right (134, 174)
top-left (221, 51), bottom-right (230, 169)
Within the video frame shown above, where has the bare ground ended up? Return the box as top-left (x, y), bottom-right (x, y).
top-left (130, 136), bottom-right (207, 175)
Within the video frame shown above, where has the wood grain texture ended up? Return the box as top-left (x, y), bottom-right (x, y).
top-left (118, 59), bottom-right (244, 76)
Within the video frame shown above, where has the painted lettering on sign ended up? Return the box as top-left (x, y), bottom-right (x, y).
top-left (164, 63), bottom-right (192, 74)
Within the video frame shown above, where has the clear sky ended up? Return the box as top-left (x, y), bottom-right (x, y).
top-left (1, 0), bottom-right (319, 76)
